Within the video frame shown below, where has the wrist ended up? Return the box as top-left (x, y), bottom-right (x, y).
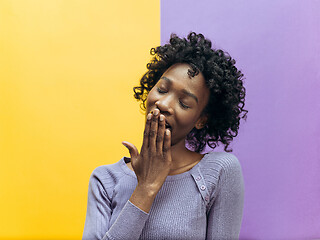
top-left (129, 184), bottom-right (159, 213)
top-left (135, 183), bottom-right (159, 198)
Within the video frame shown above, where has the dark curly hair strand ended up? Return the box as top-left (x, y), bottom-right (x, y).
top-left (133, 32), bottom-right (248, 153)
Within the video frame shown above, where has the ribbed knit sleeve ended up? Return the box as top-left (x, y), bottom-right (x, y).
top-left (82, 166), bottom-right (149, 240)
top-left (204, 153), bottom-right (244, 240)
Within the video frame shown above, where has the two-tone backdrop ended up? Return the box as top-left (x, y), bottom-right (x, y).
top-left (0, 0), bottom-right (319, 239)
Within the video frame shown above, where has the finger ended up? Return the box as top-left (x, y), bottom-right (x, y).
top-left (122, 141), bottom-right (139, 161)
top-left (156, 114), bottom-right (166, 152)
top-left (149, 109), bottom-right (159, 150)
top-left (141, 112), bottom-right (152, 152)
top-left (163, 129), bottom-right (172, 161)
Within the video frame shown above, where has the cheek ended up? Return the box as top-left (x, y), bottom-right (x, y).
top-left (175, 110), bottom-right (199, 130)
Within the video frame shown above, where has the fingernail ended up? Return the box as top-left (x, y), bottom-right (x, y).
top-left (147, 113), bottom-right (152, 120)
top-left (159, 115), bottom-right (164, 121)
top-left (154, 109), bottom-right (159, 116)
top-left (166, 129), bottom-right (170, 135)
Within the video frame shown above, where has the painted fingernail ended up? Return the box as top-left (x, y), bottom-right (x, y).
top-left (166, 129), bottom-right (170, 135)
top-left (153, 109), bottom-right (159, 116)
top-left (159, 115), bottom-right (164, 121)
top-left (147, 113), bottom-right (152, 120)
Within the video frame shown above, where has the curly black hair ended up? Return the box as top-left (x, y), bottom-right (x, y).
top-left (133, 32), bottom-right (247, 153)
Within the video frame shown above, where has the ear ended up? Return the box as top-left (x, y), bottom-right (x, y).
top-left (195, 114), bottom-right (208, 130)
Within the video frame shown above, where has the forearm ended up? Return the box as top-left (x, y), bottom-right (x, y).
top-left (83, 168), bottom-right (151, 240)
top-left (101, 183), bottom-right (159, 239)
top-left (103, 200), bottom-right (149, 240)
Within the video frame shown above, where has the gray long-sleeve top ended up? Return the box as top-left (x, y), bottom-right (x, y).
top-left (83, 151), bottom-right (244, 240)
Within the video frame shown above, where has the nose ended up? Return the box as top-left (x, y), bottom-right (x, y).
top-left (155, 96), bottom-right (174, 115)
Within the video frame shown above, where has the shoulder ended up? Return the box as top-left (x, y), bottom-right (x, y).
top-left (199, 152), bottom-right (244, 196)
top-left (88, 158), bottom-right (128, 193)
top-left (201, 151), bottom-right (242, 176)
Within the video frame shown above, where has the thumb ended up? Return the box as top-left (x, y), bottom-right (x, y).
top-left (122, 141), bottom-right (139, 160)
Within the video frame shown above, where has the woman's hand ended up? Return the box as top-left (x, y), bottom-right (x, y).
top-left (122, 109), bottom-right (172, 212)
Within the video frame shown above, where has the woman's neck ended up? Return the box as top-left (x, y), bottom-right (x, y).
top-left (169, 140), bottom-right (204, 175)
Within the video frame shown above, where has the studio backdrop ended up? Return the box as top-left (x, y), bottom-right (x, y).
top-left (0, 0), bottom-right (319, 239)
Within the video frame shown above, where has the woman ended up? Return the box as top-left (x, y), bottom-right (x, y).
top-left (83, 32), bottom-right (247, 240)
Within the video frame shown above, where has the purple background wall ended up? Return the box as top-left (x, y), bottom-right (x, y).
top-left (161, 0), bottom-right (320, 239)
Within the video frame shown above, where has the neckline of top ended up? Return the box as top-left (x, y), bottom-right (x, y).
top-left (119, 152), bottom-right (213, 181)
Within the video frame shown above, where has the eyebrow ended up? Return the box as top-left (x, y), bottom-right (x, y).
top-left (160, 76), bottom-right (199, 103)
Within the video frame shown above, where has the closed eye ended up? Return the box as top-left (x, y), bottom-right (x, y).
top-left (157, 87), bottom-right (167, 94)
top-left (157, 87), bottom-right (190, 109)
top-left (179, 100), bottom-right (190, 109)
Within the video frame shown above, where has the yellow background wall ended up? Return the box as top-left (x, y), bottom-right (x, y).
top-left (0, 0), bottom-right (159, 239)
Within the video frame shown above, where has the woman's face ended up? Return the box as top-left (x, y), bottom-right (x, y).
top-left (146, 63), bottom-right (210, 146)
